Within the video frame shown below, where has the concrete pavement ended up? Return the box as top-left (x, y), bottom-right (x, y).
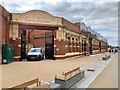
top-left (88, 52), bottom-right (118, 88)
top-left (71, 54), bottom-right (112, 88)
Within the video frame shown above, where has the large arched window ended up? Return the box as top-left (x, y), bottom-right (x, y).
top-left (68, 36), bottom-right (71, 41)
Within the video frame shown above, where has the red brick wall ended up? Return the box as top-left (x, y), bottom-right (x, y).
top-left (0, 5), bottom-right (11, 44)
top-left (54, 40), bottom-right (68, 55)
top-left (30, 30), bottom-right (53, 48)
top-left (9, 38), bottom-right (21, 56)
top-left (62, 18), bottom-right (80, 33)
top-left (0, 5), bottom-right (11, 62)
top-left (54, 40), bottom-right (84, 56)
top-left (9, 28), bottom-right (21, 56)
top-left (74, 22), bottom-right (80, 29)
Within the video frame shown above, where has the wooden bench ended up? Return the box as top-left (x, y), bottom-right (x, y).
top-left (55, 67), bottom-right (80, 80)
top-left (7, 78), bottom-right (40, 90)
top-left (55, 67), bottom-right (85, 89)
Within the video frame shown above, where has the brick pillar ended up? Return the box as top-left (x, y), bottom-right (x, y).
top-left (71, 42), bottom-right (73, 52)
top-left (72, 42), bottom-right (74, 52)
top-left (69, 42), bottom-right (71, 52)
top-left (74, 42), bottom-right (77, 52)
top-left (68, 41), bottom-right (70, 53)
top-left (79, 42), bottom-right (81, 53)
top-left (76, 42), bottom-right (78, 52)
top-left (78, 42), bottom-right (80, 52)
top-left (73, 42), bottom-right (75, 52)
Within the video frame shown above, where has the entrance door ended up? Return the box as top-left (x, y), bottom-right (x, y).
top-left (45, 44), bottom-right (54, 59)
top-left (21, 30), bottom-right (26, 59)
top-left (45, 32), bottom-right (54, 59)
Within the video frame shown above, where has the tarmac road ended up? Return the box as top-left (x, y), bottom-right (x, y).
top-left (88, 52), bottom-right (118, 88)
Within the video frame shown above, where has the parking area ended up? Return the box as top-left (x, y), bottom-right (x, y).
top-left (2, 53), bottom-right (109, 88)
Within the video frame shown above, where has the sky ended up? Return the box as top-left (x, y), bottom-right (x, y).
top-left (0, 0), bottom-right (119, 46)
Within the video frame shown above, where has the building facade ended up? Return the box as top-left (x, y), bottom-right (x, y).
top-left (0, 5), bottom-right (11, 62)
top-left (0, 5), bottom-right (108, 60)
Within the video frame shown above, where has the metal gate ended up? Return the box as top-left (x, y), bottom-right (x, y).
top-left (21, 30), bottom-right (26, 59)
top-left (45, 32), bottom-right (54, 59)
top-left (33, 32), bottom-right (54, 59)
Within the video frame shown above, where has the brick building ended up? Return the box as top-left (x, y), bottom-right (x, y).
top-left (0, 5), bottom-right (11, 62)
top-left (0, 5), bottom-right (108, 60)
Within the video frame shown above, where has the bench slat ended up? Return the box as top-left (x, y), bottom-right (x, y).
top-left (12, 78), bottom-right (39, 88)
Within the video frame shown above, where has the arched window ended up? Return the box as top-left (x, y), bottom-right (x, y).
top-left (72, 37), bottom-right (74, 41)
top-left (76, 38), bottom-right (78, 42)
top-left (68, 36), bottom-right (71, 41)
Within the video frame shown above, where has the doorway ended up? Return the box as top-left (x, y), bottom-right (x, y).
top-left (19, 24), bottom-right (58, 60)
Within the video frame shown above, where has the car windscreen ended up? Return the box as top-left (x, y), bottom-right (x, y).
top-left (30, 49), bottom-right (40, 52)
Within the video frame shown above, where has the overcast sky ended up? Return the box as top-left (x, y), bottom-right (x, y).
top-left (1, 0), bottom-right (119, 46)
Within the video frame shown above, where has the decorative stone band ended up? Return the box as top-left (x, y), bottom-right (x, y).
top-left (54, 52), bottom-right (82, 58)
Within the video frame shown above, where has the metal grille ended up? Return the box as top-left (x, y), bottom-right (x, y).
top-left (45, 32), bottom-right (54, 44)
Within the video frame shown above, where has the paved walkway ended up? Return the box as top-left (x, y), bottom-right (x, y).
top-left (71, 53), bottom-right (117, 89)
top-left (2, 53), bottom-right (109, 88)
top-left (88, 52), bottom-right (118, 88)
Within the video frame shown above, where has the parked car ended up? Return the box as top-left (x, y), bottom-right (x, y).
top-left (27, 48), bottom-right (44, 61)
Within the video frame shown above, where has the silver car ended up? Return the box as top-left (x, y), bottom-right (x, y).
top-left (27, 48), bottom-right (44, 61)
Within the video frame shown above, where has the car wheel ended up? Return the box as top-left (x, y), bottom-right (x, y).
top-left (27, 59), bottom-right (30, 61)
top-left (42, 56), bottom-right (44, 60)
top-left (39, 56), bottom-right (42, 61)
